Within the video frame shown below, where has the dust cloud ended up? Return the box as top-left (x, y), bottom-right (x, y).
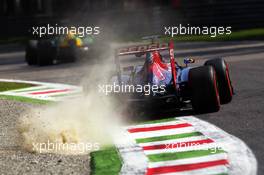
top-left (17, 54), bottom-right (127, 155)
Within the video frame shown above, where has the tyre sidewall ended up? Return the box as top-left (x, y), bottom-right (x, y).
top-left (25, 40), bottom-right (38, 65)
top-left (205, 58), bottom-right (233, 104)
top-left (189, 66), bottom-right (220, 113)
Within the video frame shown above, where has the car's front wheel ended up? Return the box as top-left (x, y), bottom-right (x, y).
top-left (189, 66), bottom-right (220, 113)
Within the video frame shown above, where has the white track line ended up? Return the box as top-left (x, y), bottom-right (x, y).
top-left (0, 79), bottom-right (82, 101)
top-left (143, 142), bottom-right (218, 155)
top-left (116, 116), bottom-right (257, 175)
top-left (138, 135), bottom-right (207, 147)
top-left (148, 153), bottom-right (227, 168)
top-left (115, 130), bottom-right (148, 175)
top-left (0, 79), bottom-right (80, 89)
top-left (129, 126), bottom-right (195, 139)
top-left (10, 86), bottom-right (51, 92)
top-left (174, 117), bottom-right (257, 175)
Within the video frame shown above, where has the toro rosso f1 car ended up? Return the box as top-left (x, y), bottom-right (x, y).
top-left (111, 41), bottom-right (233, 113)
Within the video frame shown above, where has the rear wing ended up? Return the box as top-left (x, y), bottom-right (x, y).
top-left (114, 41), bottom-right (177, 90)
top-left (117, 42), bottom-right (169, 56)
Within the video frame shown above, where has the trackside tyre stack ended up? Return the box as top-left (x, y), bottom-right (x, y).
top-left (204, 58), bottom-right (233, 104)
top-left (189, 66), bottom-right (220, 113)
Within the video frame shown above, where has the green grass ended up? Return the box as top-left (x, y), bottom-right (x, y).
top-left (136, 132), bottom-right (202, 144)
top-left (0, 95), bottom-right (51, 105)
top-left (0, 82), bottom-right (34, 92)
top-left (90, 147), bottom-right (122, 175)
top-left (12, 87), bottom-right (51, 93)
top-left (147, 149), bottom-right (225, 162)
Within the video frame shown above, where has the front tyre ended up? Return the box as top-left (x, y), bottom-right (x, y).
top-left (204, 58), bottom-right (233, 104)
top-left (189, 66), bottom-right (220, 113)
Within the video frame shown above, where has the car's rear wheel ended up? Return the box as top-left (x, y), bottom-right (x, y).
top-left (37, 40), bottom-right (57, 66)
top-left (189, 66), bottom-right (220, 113)
top-left (204, 58), bottom-right (233, 104)
top-left (67, 39), bottom-right (79, 62)
top-left (25, 40), bottom-right (38, 65)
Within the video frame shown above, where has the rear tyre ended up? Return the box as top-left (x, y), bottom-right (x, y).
top-left (204, 58), bottom-right (233, 104)
top-left (25, 40), bottom-right (38, 65)
top-left (189, 66), bottom-right (220, 113)
top-left (67, 39), bottom-right (78, 62)
top-left (37, 40), bottom-right (57, 66)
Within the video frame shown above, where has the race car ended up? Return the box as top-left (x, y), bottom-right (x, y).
top-left (25, 33), bottom-right (98, 66)
top-left (110, 41), bottom-right (233, 113)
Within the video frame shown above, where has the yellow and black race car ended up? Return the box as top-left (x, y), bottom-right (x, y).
top-left (25, 33), bottom-right (97, 66)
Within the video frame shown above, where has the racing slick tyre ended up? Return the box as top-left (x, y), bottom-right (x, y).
top-left (204, 58), bottom-right (233, 104)
top-left (189, 66), bottom-right (220, 113)
top-left (37, 40), bottom-right (57, 66)
top-left (25, 40), bottom-right (38, 65)
top-left (67, 39), bottom-right (79, 62)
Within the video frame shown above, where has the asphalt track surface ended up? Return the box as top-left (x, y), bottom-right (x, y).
top-left (0, 41), bottom-right (263, 174)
